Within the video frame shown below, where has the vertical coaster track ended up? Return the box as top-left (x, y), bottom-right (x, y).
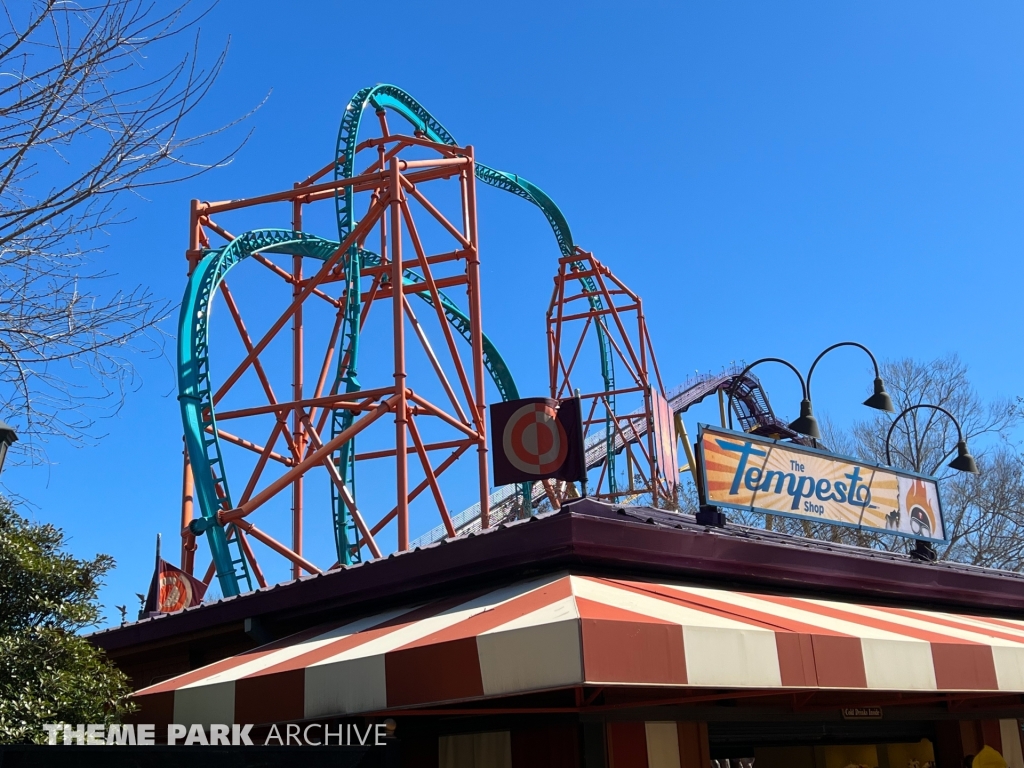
top-left (329, 85), bottom-right (618, 559)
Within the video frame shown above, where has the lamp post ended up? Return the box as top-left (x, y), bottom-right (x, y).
top-left (709, 357), bottom-right (806, 527)
top-left (794, 341), bottom-right (896, 438)
top-left (726, 357), bottom-right (810, 434)
top-left (711, 343), bottom-right (894, 529)
top-left (884, 404), bottom-right (979, 475)
top-left (0, 420), bottom-right (17, 475)
top-left (726, 342), bottom-right (894, 441)
top-left (704, 358), bottom-right (808, 528)
top-left (883, 404), bottom-right (977, 562)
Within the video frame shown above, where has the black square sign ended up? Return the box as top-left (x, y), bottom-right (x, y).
top-left (490, 397), bottom-right (586, 486)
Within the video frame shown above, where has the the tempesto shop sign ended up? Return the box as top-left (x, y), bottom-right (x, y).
top-left (698, 424), bottom-right (946, 542)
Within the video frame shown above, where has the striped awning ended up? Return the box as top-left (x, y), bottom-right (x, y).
top-left (134, 572), bottom-right (1024, 725)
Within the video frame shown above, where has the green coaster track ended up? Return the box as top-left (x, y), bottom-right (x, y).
top-left (330, 85), bottom-right (617, 561)
top-left (178, 85), bottom-right (615, 597)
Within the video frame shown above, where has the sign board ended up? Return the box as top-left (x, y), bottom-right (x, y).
top-left (490, 397), bottom-right (586, 486)
top-left (698, 424), bottom-right (945, 543)
top-left (651, 389), bottom-right (678, 494)
top-left (841, 707), bottom-right (883, 720)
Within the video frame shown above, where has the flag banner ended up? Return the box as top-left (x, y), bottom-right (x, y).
top-left (490, 397), bottom-right (586, 486)
top-left (698, 424), bottom-right (946, 543)
top-left (144, 558), bottom-right (208, 614)
top-left (651, 389), bottom-right (679, 494)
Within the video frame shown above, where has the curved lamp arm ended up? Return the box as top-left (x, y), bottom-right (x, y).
top-left (884, 403), bottom-right (978, 474)
top-left (726, 357), bottom-right (807, 432)
top-left (807, 341), bottom-right (880, 399)
top-left (806, 341), bottom-right (894, 413)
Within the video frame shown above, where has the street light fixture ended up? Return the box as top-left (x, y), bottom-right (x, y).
top-left (884, 404), bottom-right (979, 474)
top-left (0, 420), bottom-right (18, 475)
top-left (727, 357), bottom-right (813, 436)
top-left (708, 357), bottom-right (811, 528)
top-left (787, 400), bottom-right (821, 442)
top-left (793, 342), bottom-right (895, 439)
top-left (726, 343), bottom-right (892, 442)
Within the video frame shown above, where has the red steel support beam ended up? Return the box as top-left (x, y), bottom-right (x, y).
top-left (390, 157), bottom-right (410, 551)
top-left (298, 413), bottom-right (383, 560)
top-left (234, 527), bottom-right (267, 589)
top-left (408, 394), bottom-right (481, 441)
top-left (233, 519), bottom-right (323, 576)
top-left (462, 150), bottom-right (489, 530)
top-left (292, 191), bottom-right (305, 579)
top-left (300, 165), bottom-right (465, 205)
top-left (408, 416), bottom-right (456, 538)
top-left (220, 396), bottom-right (396, 523)
top-left (403, 295), bottom-right (468, 424)
top-left (183, 137), bottom-right (497, 578)
top-left (215, 386), bottom-right (395, 421)
top-left (238, 421), bottom-right (287, 506)
top-left (213, 195), bottom-right (389, 405)
top-left (209, 426), bottom-right (292, 465)
top-left (181, 198), bottom-right (203, 571)
top-left (403, 177), bottom-right (473, 250)
top-left (353, 442), bottom-right (470, 550)
top-left (400, 199), bottom-right (476, 421)
top-left (355, 437), bottom-right (471, 462)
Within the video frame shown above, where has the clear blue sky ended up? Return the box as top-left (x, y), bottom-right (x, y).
top-left (8, 1), bottom-right (1023, 626)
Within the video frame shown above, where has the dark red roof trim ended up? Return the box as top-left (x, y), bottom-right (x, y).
top-left (92, 499), bottom-right (1024, 657)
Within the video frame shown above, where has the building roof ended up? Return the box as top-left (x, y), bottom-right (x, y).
top-left (92, 499), bottom-right (1024, 685)
top-left (132, 568), bottom-right (1024, 727)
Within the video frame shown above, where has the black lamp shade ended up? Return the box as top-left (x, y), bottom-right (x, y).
top-left (863, 377), bottom-right (895, 413)
top-left (787, 399), bottom-right (821, 440)
top-left (0, 420), bottom-right (17, 475)
top-left (948, 440), bottom-right (979, 474)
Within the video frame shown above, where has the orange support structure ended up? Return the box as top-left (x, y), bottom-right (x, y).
top-left (178, 125), bottom-right (490, 587)
top-left (546, 250), bottom-right (676, 507)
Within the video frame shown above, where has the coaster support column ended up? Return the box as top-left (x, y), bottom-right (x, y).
top-left (390, 157), bottom-right (410, 550)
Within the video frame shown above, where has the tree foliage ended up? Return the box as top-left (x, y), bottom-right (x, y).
top-left (0, 498), bottom-right (133, 744)
top-left (0, 0), bottom-right (245, 463)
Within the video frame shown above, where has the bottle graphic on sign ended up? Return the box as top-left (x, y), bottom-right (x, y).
top-left (905, 479), bottom-right (935, 539)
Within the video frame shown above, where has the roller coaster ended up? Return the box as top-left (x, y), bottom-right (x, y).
top-left (176, 84), bottom-right (802, 597)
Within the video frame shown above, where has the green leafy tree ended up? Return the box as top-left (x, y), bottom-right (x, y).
top-left (0, 499), bottom-right (133, 744)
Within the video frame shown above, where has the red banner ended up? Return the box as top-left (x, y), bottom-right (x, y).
top-left (651, 389), bottom-right (679, 494)
top-left (144, 558), bottom-right (208, 614)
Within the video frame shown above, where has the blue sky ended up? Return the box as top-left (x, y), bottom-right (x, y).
top-left (8, 1), bottom-right (1023, 625)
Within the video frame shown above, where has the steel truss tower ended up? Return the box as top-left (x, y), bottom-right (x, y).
top-left (179, 130), bottom-right (493, 596)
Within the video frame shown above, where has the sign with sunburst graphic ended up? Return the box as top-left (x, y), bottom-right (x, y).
top-left (698, 425), bottom-right (945, 542)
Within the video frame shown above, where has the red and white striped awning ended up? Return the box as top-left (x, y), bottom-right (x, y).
top-left (133, 572), bottom-right (1024, 725)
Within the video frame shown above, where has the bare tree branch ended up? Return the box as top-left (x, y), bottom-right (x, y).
top-left (0, 0), bottom-right (252, 463)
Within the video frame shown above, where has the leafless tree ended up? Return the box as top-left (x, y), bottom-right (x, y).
top-left (0, 0), bottom-right (247, 463)
top-left (941, 448), bottom-right (1024, 569)
top-left (853, 355), bottom-right (1017, 476)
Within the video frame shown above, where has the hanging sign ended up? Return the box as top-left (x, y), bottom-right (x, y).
top-left (698, 424), bottom-right (946, 543)
top-left (651, 389), bottom-right (679, 493)
top-left (490, 397), bottom-right (586, 486)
